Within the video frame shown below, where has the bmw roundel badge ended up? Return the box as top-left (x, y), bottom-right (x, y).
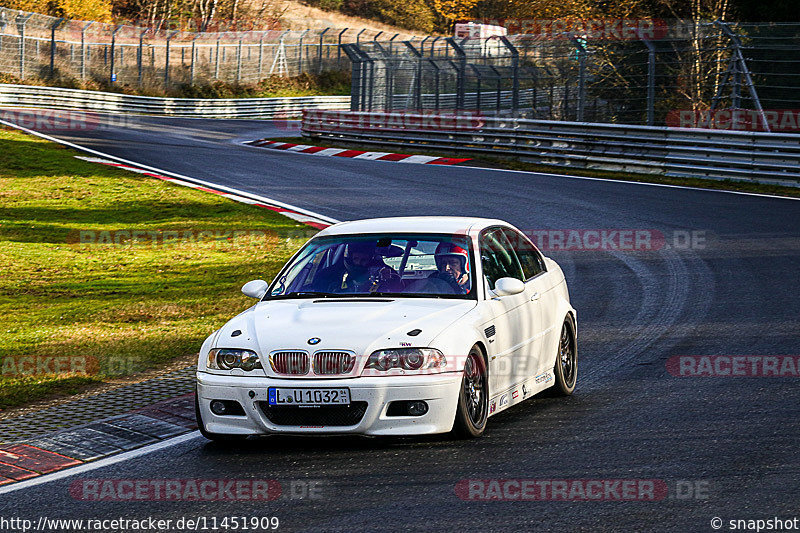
top-left (308, 337), bottom-right (321, 345)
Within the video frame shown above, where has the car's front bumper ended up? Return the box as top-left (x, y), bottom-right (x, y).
top-left (196, 372), bottom-right (462, 436)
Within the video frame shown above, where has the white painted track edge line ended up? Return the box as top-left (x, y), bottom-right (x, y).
top-left (0, 432), bottom-right (201, 495)
top-left (242, 135), bottom-right (799, 200)
top-left (453, 163), bottom-right (800, 201)
top-left (0, 118), bottom-right (342, 224)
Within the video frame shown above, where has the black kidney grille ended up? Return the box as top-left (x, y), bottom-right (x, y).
top-left (271, 351), bottom-right (310, 375)
top-left (313, 351), bottom-right (356, 375)
top-left (259, 402), bottom-right (368, 427)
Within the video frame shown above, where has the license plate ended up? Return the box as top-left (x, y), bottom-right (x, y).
top-left (267, 387), bottom-right (350, 406)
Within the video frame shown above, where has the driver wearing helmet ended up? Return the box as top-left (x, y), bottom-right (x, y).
top-left (429, 242), bottom-right (470, 294)
top-left (336, 242), bottom-right (400, 293)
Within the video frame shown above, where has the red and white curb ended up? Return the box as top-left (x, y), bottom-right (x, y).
top-left (74, 156), bottom-right (332, 230)
top-left (245, 139), bottom-right (471, 166)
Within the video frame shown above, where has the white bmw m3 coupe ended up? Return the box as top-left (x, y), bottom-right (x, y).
top-left (195, 217), bottom-right (577, 440)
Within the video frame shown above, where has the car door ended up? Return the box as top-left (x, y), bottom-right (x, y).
top-left (502, 227), bottom-right (559, 377)
top-left (479, 228), bottom-right (539, 396)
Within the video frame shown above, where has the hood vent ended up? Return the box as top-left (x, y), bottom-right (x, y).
top-left (313, 299), bottom-right (394, 303)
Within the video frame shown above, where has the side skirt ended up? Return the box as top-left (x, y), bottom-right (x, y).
top-left (486, 370), bottom-right (555, 417)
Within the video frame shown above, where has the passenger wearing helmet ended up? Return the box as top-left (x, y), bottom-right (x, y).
top-left (429, 242), bottom-right (470, 294)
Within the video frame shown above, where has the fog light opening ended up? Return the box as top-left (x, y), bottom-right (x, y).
top-left (209, 399), bottom-right (245, 416)
top-left (407, 401), bottom-right (428, 416)
top-left (210, 400), bottom-right (227, 415)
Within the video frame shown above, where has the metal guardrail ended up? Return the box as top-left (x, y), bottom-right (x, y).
top-left (302, 110), bottom-right (800, 183)
top-left (0, 84), bottom-right (350, 118)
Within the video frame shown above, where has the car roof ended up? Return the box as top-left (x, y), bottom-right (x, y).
top-left (315, 216), bottom-right (511, 237)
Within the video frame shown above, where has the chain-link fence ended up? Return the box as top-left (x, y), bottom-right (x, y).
top-left (0, 6), bottom-right (416, 90)
top-left (344, 21), bottom-right (800, 131)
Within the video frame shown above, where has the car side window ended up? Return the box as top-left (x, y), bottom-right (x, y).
top-left (479, 229), bottom-right (525, 290)
top-left (502, 228), bottom-right (546, 280)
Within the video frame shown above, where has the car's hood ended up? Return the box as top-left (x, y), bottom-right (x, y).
top-left (217, 297), bottom-right (476, 362)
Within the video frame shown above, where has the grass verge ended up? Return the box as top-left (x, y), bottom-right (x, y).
top-left (269, 136), bottom-right (800, 198)
top-left (0, 70), bottom-right (351, 99)
top-left (0, 128), bottom-right (312, 410)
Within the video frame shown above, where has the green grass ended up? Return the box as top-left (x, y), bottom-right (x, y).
top-left (1, 71), bottom-right (351, 99)
top-left (281, 136), bottom-right (800, 198)
top-left (0, 129), bottom-right (312, 410)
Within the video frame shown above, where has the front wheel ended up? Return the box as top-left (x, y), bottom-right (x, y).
top-left (452, 346), bottom-right (489, 438)
top-left (550, 318), bottom-right (577, 396)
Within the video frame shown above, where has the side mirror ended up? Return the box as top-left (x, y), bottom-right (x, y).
top-left (242, 279), bottom-right (269, 299)
top-left (493, 277), bottom-right (525, 297)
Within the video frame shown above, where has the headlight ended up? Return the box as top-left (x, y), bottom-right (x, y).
top-left (364, 348), bottom-right (446, 372)
top-left (207, 348), bottom-right (263, 371)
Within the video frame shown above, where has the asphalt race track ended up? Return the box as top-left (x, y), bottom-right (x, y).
top-left (1, 113), bottom-right (799, 532)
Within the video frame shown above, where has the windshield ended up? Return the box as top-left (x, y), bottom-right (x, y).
top-left (266, 233), bottom-right (476, 300)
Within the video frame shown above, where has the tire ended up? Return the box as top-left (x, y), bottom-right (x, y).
top-left (452, 346), bottom-right (489, 438)
top-left (195, 389), bottom-right (247, 443)
top-left (550, 317), bottom-right (577, 396)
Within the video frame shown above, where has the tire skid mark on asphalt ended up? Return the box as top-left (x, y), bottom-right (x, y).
top-left (579, 247), bottom-right (713, 387)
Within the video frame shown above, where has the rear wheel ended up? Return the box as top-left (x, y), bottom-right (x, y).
top-left (550, 318), bottom-right (577, 396)
top-left (195, 389), bottom-right (247, 443)
top-left (452, 346), bottom-right (488, 438)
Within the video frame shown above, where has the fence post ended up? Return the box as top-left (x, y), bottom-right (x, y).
top-left (236, 38), bottom-right (243, 83)
top-left (403, 41), bottom-right (423, 110)
top-left (298, 29), bottom-right (309, 75)
top-left (470, 64), bottom-right (482, 111)
top-left (420, 36), bottom-right (430, 57)
top-left (190, 33), bottom-right (201, 85)
top-left (337, 28), bottom-right (347, 67)
top-left (637, 30), bottom-right (656, 126)
top-left (716, 20), bottom-right (769, 132)
top-left (490, 65), bottom-right (501, 112)
top-left (356, 28), bottom-right (366, 47)
top-left (388, 33), bottom-right (399, 54)
top-left (500, 36), bottom-right (519, 114)
top-left (16, 14), bottom-right (32, 80)
top-left (431, 60), bottom-right (441, 111)
top-left (318, 27), bottom-right (329, 73)
top-left (164, 30), bottom-right (177, 86)
top-left (0, 11), bottom-right (7, 52)
top-left (109, 25), bottom-right (121, 84)
top-left (49, 18), bottom-right (64, 79)
top-left (374, 31), bottom-right (383, 42)
top-left (341, 43), bottom-right (362, 110)
top-left (80, 22), bottom-right (93, 81)
top-left (570, 36), bottom-right (587, 121)
top-left (446, 38), bottom-right (466, 110)
top-left (429, 36), bottom-right (440, 57)
top-left (257, 33), bottom-right (264, 79)
top-left (137, 29), bottom-right (146, 87)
